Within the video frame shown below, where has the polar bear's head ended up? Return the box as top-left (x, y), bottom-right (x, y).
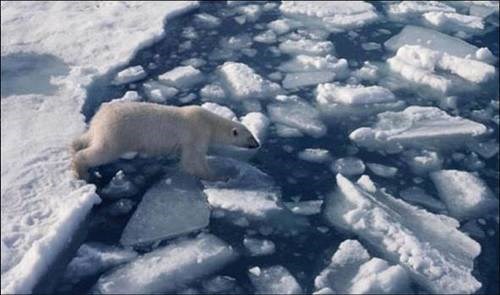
top-left (228, 122), bottom-right (260, 149)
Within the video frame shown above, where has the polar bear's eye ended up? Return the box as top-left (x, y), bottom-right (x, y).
top-left (232, 128), bottom-right (239, 137)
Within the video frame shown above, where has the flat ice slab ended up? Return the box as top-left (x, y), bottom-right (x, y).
top-left (314, 239), bottom-right (409, 294)
top-left (203, 157), bottom-right (309, 234)
top-left (94, 234), bottom-right (237, 294)
top-left (217, 62), bottom-right (281, 100)
top-left (280, 1), bottom-right (379, 32)
top-left (349, 106), bottom-right (487, 153)
top-left (268, 95), bottom-right (327, 138)
top-left (430, 170), bottom-right (498, 220)
top-left (279, 39), bottom-right (334, 56)
top-left (120, 171), bottom-right (210, 247)
top-left (158, 65), bottom-right (204, 90)
top-left (248, 265), bottom-right (302, 294)
top-left (112, 65), bottom-right (147, 85)
top-left (324, 174), bottom-right (482, 294)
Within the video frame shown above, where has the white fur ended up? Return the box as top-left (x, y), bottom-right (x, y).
top-left (71, 102), bottom-right (258, 180)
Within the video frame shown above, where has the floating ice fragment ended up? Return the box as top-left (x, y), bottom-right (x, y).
top-left (402, 149), bottom-right (443, 175)
top-left (143, 80), bottom-right (178, 103)
top-left (298, 148), bottom-right (331, 163)
top-left (100, 170), bottom-right (138, 199)
top-left (282, 72), bottom-right (335, 89)
top-left (279, 39), bottom-right (333, 56)
top-left (201, 102), bottom-right (237, 121)
top-left (284, 200), bottom-right (323, 215)
top-left (366, 163), bottom-right (398, 178)
top-left (243, 237), bottom-right (276, 256)
top-left (399, 186), bottom-right (446, 212)
top-left (158, 65), bottom-right (204, 90)
top-left (240, 112), bottom-right (270, 144)
top-left (248, 265), bottom-right (302, 294)
top-left (332, 157), bottom-right (365, 176)
top-left (112, 66), bottom-right (147, 85)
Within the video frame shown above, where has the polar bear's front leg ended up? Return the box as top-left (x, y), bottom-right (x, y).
top-left (181, 144), bottom-right (223, 181)
top-left (72, 143), bottom-right (119, 181)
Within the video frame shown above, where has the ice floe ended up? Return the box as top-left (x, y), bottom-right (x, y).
top-left (349, 106), bottom-right (487, 153)
top-left (298, 148), bottom-right (331, 163)
top-left (202, 102), bottom-right (237, 121)
top-left (143, 80), bottom-right (178, 103)
top-left (399, 186), bottom-right (446, 212)
top-left (430, 170), bottom-right (498, 220)
top-left (217, 62), bottom-right (281, 100)
top-left (94, 234), bottom-right (237, 293)
top-left (158, 65), bottom-right (204, 90)
top-left (332, 157), bottom-right (366, 176)
top-left (402, 149), bottom-right (443, 175)
top-left (240, 112), bottom-right (270, 144)
top-left (279, 54), bottom-right (348, 74)
top-left (366, 163), bottom-right (398, 178)
top-left (248, 265), bottom-right (302, 294)
top-left (268, 95), bottom-right (327, 138)
top-left (284, 200), bottom-right (323, 215)
top-left (314, 239), bottom-right (410, 294)
top-left (243, 237), bottom-right (276, 256)
top-left (324, 174), bottom-right (482, 294)
top-left (279, 39), bottom-right (334, 56)
top-left (120, 172), bottom-right (210, 247)
top-left (112, 66), bottom-right (147, 85)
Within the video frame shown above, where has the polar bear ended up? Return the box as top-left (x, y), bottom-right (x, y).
top-left (71, 102), bottom-right (260, 181)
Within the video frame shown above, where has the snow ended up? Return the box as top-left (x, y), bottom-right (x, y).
top-left (112, 65), bottom-right (147, 85)
top-left (158, 65), bottom-right (204, 90)
top-left (202, 157), bottom-right (309, 233)
top-left (279, 39), bottom-right (334, 56)
top-left (62, 243), bottom-right (137, 284)
top-left (297, 148), bottom-right (331, 163)
top-left (243, 237), bottom-right (276, 256)
top-left (430, 170), bottom-right (498, 220)
top-left (120, 171), bottom-right (210, 247)
top-left (268, 95), bottom-right (327, 138)
top-left (93, 233), bottom-right (237, 294)
top-left (332, 157), bottom-right (366, 176)
top-left (349, 106), bottom-right (487, 153)
top-left (314, 239), bottom-right (410, 294)
top-left (366, 163), bottom-right (398, 178)
top-left (324, 174), bottom-right (482, 294)
top-left (1, 2), bottom-right (198, 292)
top-left (248, 265), bottom-right (302, 294)
top-left (217, 62), bottom-right (281, 101)
top-left (280, 1), bottom-right (379, 32)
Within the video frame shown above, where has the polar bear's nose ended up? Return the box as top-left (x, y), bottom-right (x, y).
top-left (248, 137), bottom-right (260, 149)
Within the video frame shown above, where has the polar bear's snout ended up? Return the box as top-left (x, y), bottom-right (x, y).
top-left (247, 136), bottom-right (260, 149)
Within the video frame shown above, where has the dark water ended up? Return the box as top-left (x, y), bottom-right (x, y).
top-left (54, 1), bottom-right (499, 294)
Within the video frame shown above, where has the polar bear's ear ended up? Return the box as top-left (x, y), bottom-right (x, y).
top-left (232, 128), bottom-right (239, 137)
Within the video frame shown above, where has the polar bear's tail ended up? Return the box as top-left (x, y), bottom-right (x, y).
top-left (71, 133), bottom-right (90, 155)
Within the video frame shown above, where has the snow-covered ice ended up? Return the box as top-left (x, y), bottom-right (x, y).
top-left (314, 239), bottom-right (410, 294)
top-left (158, 65), bottom-right (204, 90)
top-left (248, 265), bottom-right (302, 294)
top-left (350, 106), bottom-right (487, 153)
top-left (62, 243), bottom-right (137, 284)
top-left (324, 174), bottom-right (482, 294)
top-left (268, 95), bottom-right (327, 138)
top-left (279, 39), bottom-right (334, 56)
top-left (120, 171), bottom-right (210, 247)
top-left (112, 66), bottom-right (147, 85)
top-left (278, 54), bottom-right (348, 74)
top-left (430, 170), bottom-right (498, 220)
top-left (243, 237), bottom-right (276, 256)
top-left (94, 233), bottom-right (237, 294)
top-left (217, 62), bottom-right (281, 101)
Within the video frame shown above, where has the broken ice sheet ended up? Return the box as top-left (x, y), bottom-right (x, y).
top-left (324, 174), bottom-right (482, 294)
top-left (94, 233), bottom-right (237, 294)
top-left (248, 265), bottom-right (302, 294)
top-left (314, 239), bottom-right (410, 294)
top-left (112, 65), bottom-right (147, 85)
top-left (120, 170), bottom-right (210, 247)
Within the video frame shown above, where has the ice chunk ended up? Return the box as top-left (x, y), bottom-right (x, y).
top-left (384, 25), bottom-right (480, 59)
top-left (467, 139), bottom-right (499, 159)
top-left (361, 42), bottom-right (381, 51)
top-left (430, 170), bottom-right (498, 220)
top-left (399, 186), bottom-right (446, 212)
top-left (267, 18), bottom-right (299, 35)
top-left (203, 157), bottom-right (309, 234)
top-left (201, 102), bottom-right (237, 121)
top-left (217, 62), bottom-right (281, 100)
top-left (200, 84), bottom-right (226, 101)
top-left (282, 72), bottom-right (335, 89)
top-left (237, 4), bottom-right (262, 22)
top-left (202, 276), bottom-right (240, 294)
top-left (110, 91), bottom-right (141, 104)
top-left (268, 95), bottom-right (326, 138)
top-left (112, 65), bottom-right (147, 85)
top-left (100, 170), bottom-right (138, 199)
top-left (352, 61), bottom-right (379, 82)
top-left (275, 124), bottom-right (304, 138)
top-left (107, 199), bottom-right (136, 217)
top-left (317, 83), bottom-right (395, 105)
top-left (324, 174), bottom-right (482, 294)
top-left (280, 1), bottom-right (379, 32)
top-left (63, 243), bottom-right (137, 284)
top-left (423, 11), bottom-right (484, 32)
top-left (349, 106), bottom-right (487, 153)
top-left (158, 65), bottom-right (204, 90)
top-left (94, 234), bottom-right (237, 294)
top-left (366, 163), bottom-right (398, 178)
top-left (243, 237), bottom-right (276, 256)
top-left (278, 54), bottom-right (348, 75)
top-left (240, 112), bottom-right (270, 144)
top-left (120, 171), bottom-right (210, 247)
top-left (253, 30), bottom-right (277, 44)
top-left (332, 157), bottom-right (365, 176)
top-left (279, 39), bottom-right (333, 56)
top-left (181, 57), bottom-right (206, 68)
top-left (143, 80), bottom-right (178, 103)
top-left (402, 149), bottom-right (443, 174)
top-left (194, 13), bottom-right (221, 28)
top-left (314, 239), bottom-right (410, 294)
top-left (248, 265), bottom-right (302, 294)
top-left (386, 1), bottom-right (455, 19)
top-left (284, 200), bottom-right (323, 215)
top-left (298, 148), bottom-right (331, 163)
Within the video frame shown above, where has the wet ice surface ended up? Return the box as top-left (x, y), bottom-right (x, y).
top-left (57, 1), bottom-right (498, 294)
